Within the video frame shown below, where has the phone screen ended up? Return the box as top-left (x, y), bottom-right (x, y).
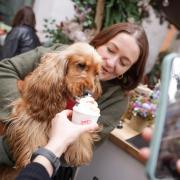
top-left (155, 59), bottom-right (180, 179)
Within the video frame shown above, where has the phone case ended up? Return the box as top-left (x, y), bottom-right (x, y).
top-left (146, 53), bottom-right (179, 180)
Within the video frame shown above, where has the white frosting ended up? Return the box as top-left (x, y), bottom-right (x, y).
top-left (73, 96), bottom-right (100, 116)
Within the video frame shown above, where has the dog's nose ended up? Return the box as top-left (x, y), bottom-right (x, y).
top-left (83, 90), bottom-right (92, 97)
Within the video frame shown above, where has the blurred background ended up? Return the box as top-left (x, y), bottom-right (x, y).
top-left (0, 0), bottom-right (180, 77)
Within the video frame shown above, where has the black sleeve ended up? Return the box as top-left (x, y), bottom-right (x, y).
top-left (2, 36), bottom-right (19, 59)
top-left (15, 162), bottom-right (50, 180)
top-left (19, 28), bottom-right (41, 54)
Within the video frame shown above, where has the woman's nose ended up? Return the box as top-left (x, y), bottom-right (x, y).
top-left (106, 56), bottom-right (117, 69)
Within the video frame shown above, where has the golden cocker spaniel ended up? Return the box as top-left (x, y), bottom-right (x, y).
top-left (0, 42), bottom-right (102, 179)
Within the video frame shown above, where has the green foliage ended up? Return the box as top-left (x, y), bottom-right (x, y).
top-left (43, 1), bottom-right (150, 44)
top-left (72, 0), bottom-right (146, 29)
top-left (43, 19), bottom-right (72, 46)
top-left (104, 0), bottom-right (141, 27)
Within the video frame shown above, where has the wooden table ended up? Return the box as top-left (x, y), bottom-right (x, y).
top-left (109, 122), bottom-right (146, 164)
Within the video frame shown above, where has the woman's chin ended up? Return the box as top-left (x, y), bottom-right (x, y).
top-left (99, 72), bottom-right (116, 81)
top-left (99, 74), bottom-right (107, 81)
top-left (99, 75), bottom-right (114, 81)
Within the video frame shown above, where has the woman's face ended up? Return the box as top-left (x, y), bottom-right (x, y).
top-left (96, 33), bottom-right (140, 81)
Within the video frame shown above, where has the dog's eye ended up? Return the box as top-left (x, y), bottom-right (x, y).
top-left (77, 63), bottom-right (86, 70)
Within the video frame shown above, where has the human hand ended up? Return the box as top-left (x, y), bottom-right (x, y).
top-left (139, 127), bottom-right (180, 174)
top-left (139, 127), bottom-right (151, 160)
top-left (45, 110), bottom-right (98, 157)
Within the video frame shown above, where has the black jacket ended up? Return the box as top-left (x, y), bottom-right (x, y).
top-left (16, 163), bottom-right (50, 180)
top-left (16, 163), bottom-right (74, 180)
top-left (2, 25), bottom-right (40, 59)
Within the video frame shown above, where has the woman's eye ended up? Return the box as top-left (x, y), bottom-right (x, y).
top-left (77, 63), bottom-right (86, 70)
top-left (107, 47), bottom-right (115, 54)
top-left (119, 58), bottom-right (130, 67)
top-left (121, 63), bottom-right (126, 67)
top-left (119, 60), bottom-right (126, 67)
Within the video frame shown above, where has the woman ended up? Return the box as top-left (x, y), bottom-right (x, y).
top-left (0, 22), bottom-right (148, 174)
top-left (2, 6), bottom-right (40, 59)
top-left (91, 22), bottom-right (148, 140)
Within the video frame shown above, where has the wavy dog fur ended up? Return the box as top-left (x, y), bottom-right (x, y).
top-left (0, 42), bottom-right (102, 179)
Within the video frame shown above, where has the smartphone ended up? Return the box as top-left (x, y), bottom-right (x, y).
top-left (146, 53), bottom-right (180, 180)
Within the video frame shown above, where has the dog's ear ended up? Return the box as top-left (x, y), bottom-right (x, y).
top-left (40, 52), bottom-right (68, 78)
top-left (22, 52), bottom-right (69, 110)
top-left (26, 52), bottom-right (68, 89)
top-left (93, 77), bottom-right (102, 100)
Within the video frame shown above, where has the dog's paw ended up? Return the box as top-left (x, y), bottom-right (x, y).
top-left (64, 133), bottom-right (94, 166)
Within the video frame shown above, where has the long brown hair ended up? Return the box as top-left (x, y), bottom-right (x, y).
top-left (90, 22), bottom-right (149, 91)
top-left (12, 6), bottom-right (36, 29)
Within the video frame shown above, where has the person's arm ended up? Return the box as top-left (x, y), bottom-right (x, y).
top-left (0, 45), bottom-right (60, 120)
top-left (97, 84), bottom-right (128, 142)
top-left (16, 110), bottom-right (98, 180)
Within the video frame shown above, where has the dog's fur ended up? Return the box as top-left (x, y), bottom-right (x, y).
top-left (0, 42), bottom-right (102, 178)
